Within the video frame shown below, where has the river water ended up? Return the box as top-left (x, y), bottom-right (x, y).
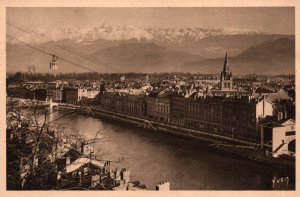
top-left (45, 108), bottom-right (294, 190)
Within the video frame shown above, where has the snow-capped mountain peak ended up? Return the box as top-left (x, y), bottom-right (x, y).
top-left (222, 27), bottom-right (259, 35)
top-left (7, 24), bottom-right (261, 44)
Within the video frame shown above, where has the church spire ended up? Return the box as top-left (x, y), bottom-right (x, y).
top-left (223, 52), bottom-right (229, 72)
top-left (220, 52), bottom-right (233, 91)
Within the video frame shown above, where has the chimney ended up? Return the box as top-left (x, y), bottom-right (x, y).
top-left (156, 181), bottom-right (170, 191)
top-left (66, 156), bottom-right (71, 165)
top-left (121, 168), bottom-right (130, 184)
top-left (80, 142), bottom-right (84, 153)
top-left (57, 171), bottom-right (62, 180)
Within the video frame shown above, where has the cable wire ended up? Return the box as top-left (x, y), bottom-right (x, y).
top-left (7, 34), bottom-right (52, 56)
top-left (7, 20), bottom-right (116, 72)
top-left (7, 34), bottom-right (100, 73)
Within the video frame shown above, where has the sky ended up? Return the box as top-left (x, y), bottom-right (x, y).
top-left (7, 7), bottom-right (295, 34)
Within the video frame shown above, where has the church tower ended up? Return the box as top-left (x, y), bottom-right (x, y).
top-left (220, 52), bottom-right (233, 91)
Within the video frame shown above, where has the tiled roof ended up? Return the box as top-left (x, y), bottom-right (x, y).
top-left (65, 157), bottom-right (105, 173)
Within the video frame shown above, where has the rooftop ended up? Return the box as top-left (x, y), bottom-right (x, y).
top-left (65, 157), bottom-right (105, 173)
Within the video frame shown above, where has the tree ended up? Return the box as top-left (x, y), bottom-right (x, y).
top-left (6, 98), bottom-right (108, 190)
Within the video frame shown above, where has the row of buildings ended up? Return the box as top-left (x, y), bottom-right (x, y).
top-left (98, 89), bottom-right (290, 143)
top-left (7, 53), bottom-right (296, 158)
top-left (7, 81), bottom-right (102, 105)
top-left (97, 54), bottom-right (295, 158)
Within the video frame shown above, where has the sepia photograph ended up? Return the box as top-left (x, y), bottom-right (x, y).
top-left (4, 3), bottom-right (296, 192)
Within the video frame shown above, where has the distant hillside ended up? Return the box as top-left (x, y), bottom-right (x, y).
top-left (6, 32), bottom-right (294, 74)
top-left (237, 37), bottom-right (295, 59)
top-left (183, 37), bottom-right (295, 75)
top-left (6, 43), bottom-right (99, 73)
top-left (7, 44), bottom-right (52, 73)
top-left (88, 43), bottom-right (205, 73)
top-left (158, 34), bottom-right (294, 58)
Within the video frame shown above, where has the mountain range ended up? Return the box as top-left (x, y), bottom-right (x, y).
top-left (6, 25), bottom-right (295, 74)
top-left (184, 38), bottom-right (295, 75)
top-left (8, 24), bottom-right (261, 44)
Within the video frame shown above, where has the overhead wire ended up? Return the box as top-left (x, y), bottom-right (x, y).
top-left (7, 20), bottom-right (114, 72)
top-left (7, 20), bottom-right (116, 73)
top-left (7, 34), bottom-right (100, 73)
top-left (7, 34), bottom-right (52, 56)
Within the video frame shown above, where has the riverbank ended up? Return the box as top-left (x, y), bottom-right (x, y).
top-left (58, 103), bottom-right (295, 171)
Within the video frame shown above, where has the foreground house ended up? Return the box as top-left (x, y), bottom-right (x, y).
top-left (57, 157), bottom-right (109, 189)
top-left (260, 117), bottom-right (295, 158)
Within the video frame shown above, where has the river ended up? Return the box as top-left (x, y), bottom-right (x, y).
top-left (44, 108), bottom-right (294, 190)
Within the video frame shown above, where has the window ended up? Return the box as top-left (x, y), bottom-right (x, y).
top-left (285, 131), bottom-right (295, 136)
top-left (84, 167), bottom-right (88, 175)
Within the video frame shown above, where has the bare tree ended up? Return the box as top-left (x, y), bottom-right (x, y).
top-left (6, 98), bottom-right (108, 190)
